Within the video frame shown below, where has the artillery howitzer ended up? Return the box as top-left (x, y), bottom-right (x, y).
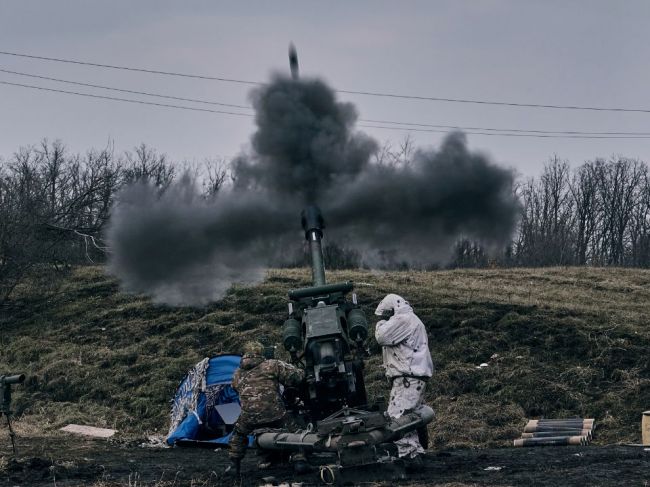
top-left (255, 206), bottom-right (434, 481)
top-left (281, 206), bottom-right (369, 419)
top-left (1, 373), bottom-right (25, 455)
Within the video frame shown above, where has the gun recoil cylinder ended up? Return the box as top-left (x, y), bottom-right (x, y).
top-left (347, 308), bottom-right (369, 342)
top-left (282, 317), bottom-right (302, 353)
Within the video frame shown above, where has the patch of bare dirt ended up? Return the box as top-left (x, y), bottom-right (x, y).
top-left (0, 436), bottom-right (648, 486)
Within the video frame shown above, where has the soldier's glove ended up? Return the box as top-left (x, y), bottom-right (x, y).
top-left (380, 309), bottom-right (395, 320)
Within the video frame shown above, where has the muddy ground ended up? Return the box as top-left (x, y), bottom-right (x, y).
top-left (0, 436), bottom-right (648, 486)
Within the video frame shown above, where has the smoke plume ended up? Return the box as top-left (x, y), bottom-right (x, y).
top-left (233, 76), bottom-right (377, 203)
top-left (107, 176), bottom-right (294, 305)
top-left (107, 74), bottom-right (519, 305)
top-left (323, 133), bottom-right (519, 266)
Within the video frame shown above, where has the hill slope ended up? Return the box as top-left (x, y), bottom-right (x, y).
top-left (2, 266), bottom-right (650, 447)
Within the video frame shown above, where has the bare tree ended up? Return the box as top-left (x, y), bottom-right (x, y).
top-left (372, 135), bottom-right (416, 167)
top-left (122, 143), bottom-right (175, 190)
top-left (514, 157), bottom-right (574, 266)
top-left (0, 140), bottom-right (121, 302)
top-left (202, 157), bottom-right (230, 197)
top-left (569, 162), bottom-right (599, 265)
top-left (628, 169), bottom-right (650, 266)
top-left (592, 157), bottom-right (644, 265)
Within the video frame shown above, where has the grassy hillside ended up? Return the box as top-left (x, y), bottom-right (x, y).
top-left (2, 266), bottom-right (650, 447)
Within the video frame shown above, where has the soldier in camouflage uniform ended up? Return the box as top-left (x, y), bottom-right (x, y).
top-left (225, 341), bottom-right (307, 477)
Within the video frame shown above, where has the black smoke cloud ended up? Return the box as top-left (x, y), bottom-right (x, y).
top-left (323, 133), bottom-right (519, 265)
top-left (107, 176), bottom-right (295, 305)
top-left (107, 74), bottom-right (519, 305)
top-left (233, 76), bottom-right (377, 203)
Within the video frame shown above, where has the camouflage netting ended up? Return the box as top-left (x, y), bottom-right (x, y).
top-left (167, 358), bottom-right (209, 436)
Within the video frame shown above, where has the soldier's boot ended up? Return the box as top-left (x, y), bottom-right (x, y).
top-left (256, 450), bottom-right (281, 470)
top-left (291, 452), bottom-right (311, 475)
top-left (223, 458), bottom-right (241, 477)
top-left (403, 454), bottom-right (424, 473)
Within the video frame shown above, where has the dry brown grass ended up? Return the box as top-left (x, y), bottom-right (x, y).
top-left (2, 265), bottom-right (649, 448)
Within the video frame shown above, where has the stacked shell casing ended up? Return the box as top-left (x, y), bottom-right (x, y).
top-left (513, 418), bottom-right (595, 447)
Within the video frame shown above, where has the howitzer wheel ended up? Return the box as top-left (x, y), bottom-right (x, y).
top-left (319, 464), bottom-right (340, 485)
top-left (318, 459), bottom-right (407, 485)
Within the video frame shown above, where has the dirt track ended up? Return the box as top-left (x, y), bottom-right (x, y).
top-left (1, 436), bottom-right (649, 486)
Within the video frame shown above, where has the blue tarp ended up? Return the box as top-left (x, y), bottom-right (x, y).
top-left (205, 355), bottom-right (241, 385)
top-left (166, 354), bottom-right (244, 447)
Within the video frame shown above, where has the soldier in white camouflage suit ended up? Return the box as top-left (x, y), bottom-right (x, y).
top-left (375, 294), bottom-right (433, 467)
top-left (225, 341), bottom-right (307, 477)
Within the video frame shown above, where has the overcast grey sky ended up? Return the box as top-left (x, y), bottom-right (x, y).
top-left (1, 1), bottom-right (648, 177)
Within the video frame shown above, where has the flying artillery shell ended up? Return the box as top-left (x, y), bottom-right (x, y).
top-left (288, 43), bottom-right (299, 80)
top-left (514, 436), bottom-right (589, 447)
top-left (521, 430), bottom-right (592, 439)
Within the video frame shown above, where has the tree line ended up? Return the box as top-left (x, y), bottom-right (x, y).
top-left (514, 155), bottom-right (650, 267)
top-left (2, 139), bottom-right (649, 303)
top-left (453, 154), bottom-right (650, 268)
top-left (0, 140), bottom-right (228, 302)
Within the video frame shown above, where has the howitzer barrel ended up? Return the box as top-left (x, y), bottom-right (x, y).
top-left (1, 375), bottom-right (25, 385)
top-left (256, 405), bottom-right (434, 452)
top-left (301, 206), bottom-right (326, 286)
top-left (514, 435), bottom-right (589, 447)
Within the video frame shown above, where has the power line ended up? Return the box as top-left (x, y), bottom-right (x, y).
top-left (0, 50), bottom-right (261, 86)
top-left (0, 80), bottom-right (254, 117)
top-left (360, 118), bottom-right (650, 136)
top-left (0, 68), bottom-right (252, 109)
top-left (2, 49), bottom-right (650, 114)
top-left (3, 68), bottom-right (650, 137)
top-left (340, 90), bottom-right (650, 114)
top-left (4, 79), bottom-right (650, 139)
top-left (358, 124), bottom-right (650, 139)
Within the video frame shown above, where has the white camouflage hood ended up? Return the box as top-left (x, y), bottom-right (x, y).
top-left (375, 293), bottom-right (413, 316)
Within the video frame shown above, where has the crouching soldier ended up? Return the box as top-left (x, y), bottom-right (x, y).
top-left (375, 294), bottom-right (433, 469)
top-left (225, 341), bottom-right (308, 477)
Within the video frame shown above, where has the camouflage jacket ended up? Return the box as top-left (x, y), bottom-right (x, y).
top-left (232, 355), bottom-right (304, 425)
